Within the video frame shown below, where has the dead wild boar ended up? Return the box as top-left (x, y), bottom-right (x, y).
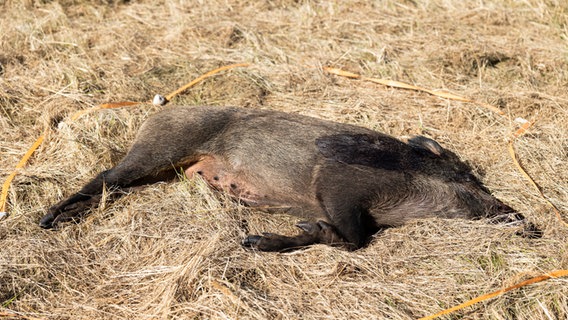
top-left (40, 106), bottom-right (539, 251)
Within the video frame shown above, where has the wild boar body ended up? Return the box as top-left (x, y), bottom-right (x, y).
top-left (40, 106), bottom-right (530, 251)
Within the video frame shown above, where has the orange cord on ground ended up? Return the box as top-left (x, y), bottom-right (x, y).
top-left (419, 270), bottom-right (568, 320)
top-left (70, 101), bottom-right (141, 121)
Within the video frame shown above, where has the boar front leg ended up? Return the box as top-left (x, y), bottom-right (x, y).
top-left (40, 152), bottom-right (178, 229)
top-left (41, 165), bottom-right (137, 228)
top-left (242, 192), bottom-right (372, 251)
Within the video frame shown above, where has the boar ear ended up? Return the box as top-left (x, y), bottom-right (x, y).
top-left (406, 136), bottom-right (445, 156)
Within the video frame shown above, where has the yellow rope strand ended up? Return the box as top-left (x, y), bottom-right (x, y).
top-left (70, 101), bottom-right (141, 121)
top-left (507, 120), bottom-right (568, 227)
top-left (0, 309), bottom-right (45, 320)
top-left (165, 62), bottom-right (250, 101)
top-left (1, 133), bottom-right (45, 213)
top-left (323, 67), bottom-right (504, 115)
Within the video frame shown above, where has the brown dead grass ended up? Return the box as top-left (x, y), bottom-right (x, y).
top-left (1, 0), bottom-right (567, 319)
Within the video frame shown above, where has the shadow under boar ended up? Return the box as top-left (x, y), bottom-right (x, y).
top-left (40, 106), bottom-right (540, 251)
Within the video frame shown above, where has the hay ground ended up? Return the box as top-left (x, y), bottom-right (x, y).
top-left (1, 0), bottom-right (568, 319)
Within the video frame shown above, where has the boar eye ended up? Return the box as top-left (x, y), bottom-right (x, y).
top-left (465, 174), bottom-right (479, 183)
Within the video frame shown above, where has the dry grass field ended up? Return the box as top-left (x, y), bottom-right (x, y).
top-left (1, 0), bottom-right (568, 319)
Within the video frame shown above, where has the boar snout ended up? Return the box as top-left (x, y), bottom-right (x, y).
top-left (475, 190), bottom-right (542, 238)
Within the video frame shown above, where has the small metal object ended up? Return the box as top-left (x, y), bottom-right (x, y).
top-left (152, 94), bottom-right (168, 106)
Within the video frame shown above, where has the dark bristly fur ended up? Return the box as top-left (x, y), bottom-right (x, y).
top-left (40, 106), bottom-right (540, 251)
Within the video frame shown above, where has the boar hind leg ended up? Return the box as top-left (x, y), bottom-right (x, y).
top-left (242, 221), bottom-right (347, 252)
top-left (242, 199), bottom-right (374, 252)
top-left (40, 156), bottom-right (176, 228)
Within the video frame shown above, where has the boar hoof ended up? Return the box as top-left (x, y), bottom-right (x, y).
top-left (242, 235), bottom-right (263, 248)
top-left (516, 222), bottom-right (543, 239)
top-left (39, 212), bottom-right (56, 229)
top-left (241, 232), bottom-right (312, 252)
top-left (296, 221), bottom-right (318, 233)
